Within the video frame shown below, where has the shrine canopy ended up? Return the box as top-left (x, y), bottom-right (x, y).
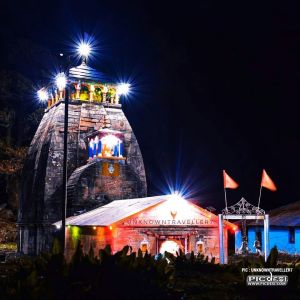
top-left (54, 195), bottom-right (236, 229)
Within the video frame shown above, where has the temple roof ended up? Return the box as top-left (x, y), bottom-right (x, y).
top-left (69, 62), bottom-right (105, 82)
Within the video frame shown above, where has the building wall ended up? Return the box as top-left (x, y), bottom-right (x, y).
top-left (64, 225), bottom-right (227, 263)
top-left (19, 101), bottom-right (147, 255)
top-left (235, 227), bottom-right (300, 255)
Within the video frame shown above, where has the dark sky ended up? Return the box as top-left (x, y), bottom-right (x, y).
top-left (1, 0), bottom-right (300, 211)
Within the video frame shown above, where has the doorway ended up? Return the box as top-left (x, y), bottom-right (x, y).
top-left (158, 236), bottom-right (186, 255)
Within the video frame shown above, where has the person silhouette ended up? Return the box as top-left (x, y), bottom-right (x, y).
top-left (254, 239), bottom-right (261, 255)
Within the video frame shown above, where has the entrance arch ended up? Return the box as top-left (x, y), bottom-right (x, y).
top-left (159, 239), bottom-right (183, 256)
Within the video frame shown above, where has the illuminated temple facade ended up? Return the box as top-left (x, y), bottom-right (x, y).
top-left (18, 62), bottom-right (147, 255)
top-left (54, 196), bottom-right (235, 263)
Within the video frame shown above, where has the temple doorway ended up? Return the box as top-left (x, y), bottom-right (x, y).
top-left (159, 237), bottom-right (185, 256)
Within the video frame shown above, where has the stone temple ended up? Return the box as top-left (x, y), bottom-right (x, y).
top-left (18, 62), bottom-right (147, 255)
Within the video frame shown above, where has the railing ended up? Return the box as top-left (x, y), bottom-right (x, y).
top-left (47, 83), bottom-right (119, 108)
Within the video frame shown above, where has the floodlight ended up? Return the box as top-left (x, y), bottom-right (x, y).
top-left (37, 89), bottom-right (48, 102)
top-left (77, 42), bottom-right (91, 58)
top-left (55, 73), bottom-right (67, 91)
top-left (171, 191), bottom-right (184, 201)
top-left (117, 83), bottom-right (130, 95)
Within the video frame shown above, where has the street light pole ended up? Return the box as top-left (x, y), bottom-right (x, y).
top-left (61, 83), bottom-right (69, 253)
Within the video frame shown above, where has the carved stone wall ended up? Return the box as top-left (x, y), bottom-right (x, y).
top-left (18, 101), bottom-right (147, 254)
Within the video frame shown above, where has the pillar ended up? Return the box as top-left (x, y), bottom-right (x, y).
top-left (103, 86), bottom-right (108, 103)
top-left (264, 214), bottom-right (269, 262)
top-left (218, 214), bottom-right (225, 264)
top-left (59, 89), bottom-right (63, 100)
top-left (115, 94), bottom-right (120, 104)
top-left (75, 85), bottom-right (80, 99)
top-left (89, 85), bottom-right (94, 101)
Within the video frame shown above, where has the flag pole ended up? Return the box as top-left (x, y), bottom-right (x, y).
top-left (223, 170), bottom-right (228, 211)
top-left (258, 185), bottom-right (262, 208)
top-left (224, 187), bottom-right (228, 211)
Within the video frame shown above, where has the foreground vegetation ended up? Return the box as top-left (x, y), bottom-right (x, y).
top-left (0, 243), bottom-right (299, 300)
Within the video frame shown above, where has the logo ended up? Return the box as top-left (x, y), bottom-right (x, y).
top-left (242, 268), bottom-right (292, 286)
top-left (246, 271), bottom-right (289, 286)
top-left (242, 268), bottom-right (293, 286)
top-left (170, 210), bottom-right (177, 219)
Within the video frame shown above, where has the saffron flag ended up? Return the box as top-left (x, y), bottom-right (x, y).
top-left (261, 169), bottom-right (277, 191)
top-left (223, 170), bottom-right (239, 189)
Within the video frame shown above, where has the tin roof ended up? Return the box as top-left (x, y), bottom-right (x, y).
top-left (69, 62), bottom-right (105, 82)
top-left (54, 195), bottom-right (235, 228)
top-left (54, 196), bottom-right (168, 227)
top-left (267, 200), bottom-right (300, 226)
top-left (240, 200), bottom-right (300, 227)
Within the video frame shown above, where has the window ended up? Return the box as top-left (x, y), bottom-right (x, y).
top-left (289, 228), bottom-right (295, 244)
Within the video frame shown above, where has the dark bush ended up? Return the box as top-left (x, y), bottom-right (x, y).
top-left (0, 246), bottom-right (299, 300)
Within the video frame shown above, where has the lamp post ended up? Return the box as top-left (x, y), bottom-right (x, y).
top-left (55, 71), bottom-right (69, 253)
top-left (62, 82), bottom-right (69, 253)
top-left (57, 42), bottom-right (92, 253)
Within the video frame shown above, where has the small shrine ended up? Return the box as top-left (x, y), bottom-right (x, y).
top-left (54, 195), bottom-right (236, 262)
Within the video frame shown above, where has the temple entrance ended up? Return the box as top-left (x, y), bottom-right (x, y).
top-left (158, 237), bottom-right (185, 256)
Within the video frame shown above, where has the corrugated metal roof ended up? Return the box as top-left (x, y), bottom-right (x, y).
top-left (54, 196), bottom-right (169, 227)
top-left (69, 62), bottom-right (105, 82)
top-left (268, 200), bottom-right (300, 226)
top-left (240, 200), bottom-right (300, 227)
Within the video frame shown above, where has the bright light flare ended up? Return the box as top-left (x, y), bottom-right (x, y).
top-left (160, 240), bottom-right (181, 256)
top-left (101, 134), bottom-right (120, 148)
top-left (117, 83), bottom-right (130, 95)
top-left (170, 191), bottom-right (184, 201)
top-left (77, 42), bottom-right (91, 58)
top-left (55, 73), bottom-right (67, 91)
top-left (37, 89), bottom-right (48, 102)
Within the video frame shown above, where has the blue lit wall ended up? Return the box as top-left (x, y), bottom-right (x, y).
top-left (235, 227), bottom-right (300, 254)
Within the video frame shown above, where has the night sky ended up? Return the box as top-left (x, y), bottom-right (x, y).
top-left (1, 1), bottom-right (300, 211)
